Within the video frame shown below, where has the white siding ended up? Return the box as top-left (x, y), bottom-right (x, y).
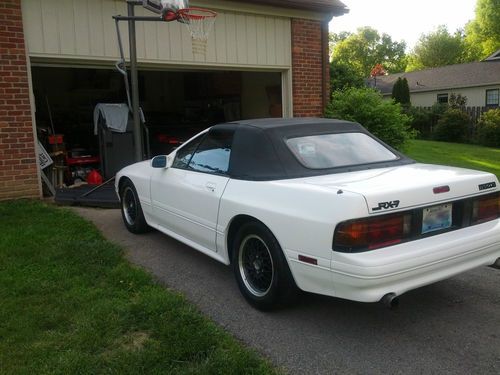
top-left (22, 0), bottom-right (292, 69)
top-left (411, 85), bottom-right (500, 107)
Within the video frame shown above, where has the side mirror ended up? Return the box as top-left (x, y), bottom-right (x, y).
top-left (151, 155), bottom-right (172, 168)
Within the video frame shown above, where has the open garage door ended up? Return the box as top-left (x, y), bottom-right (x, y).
top-left (32, 65), bottom-right (283, 185)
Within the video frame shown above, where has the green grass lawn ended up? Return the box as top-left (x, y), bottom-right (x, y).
top-left (0, 201), bottom-right (277, 375)
top-left (406, 140), bottom-right (500, 180)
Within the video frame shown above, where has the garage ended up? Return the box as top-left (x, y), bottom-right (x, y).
top-left (24, 0), bottom-right (294, 194)
top-left (0, 0), bottom-right (344, 201)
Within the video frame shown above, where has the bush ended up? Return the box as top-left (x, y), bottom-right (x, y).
top-left (433, 108), bottom-right (470, 143)
top-left (326, 87), bottom-right (416, 150)
top-left (476, 109), bottom-right (500, 148)
top-left (405, 107), bottom-right (432, 139)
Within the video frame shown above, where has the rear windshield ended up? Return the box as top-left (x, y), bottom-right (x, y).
top-left (286, 133), bottom-right (398, 169)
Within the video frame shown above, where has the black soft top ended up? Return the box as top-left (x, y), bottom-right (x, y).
top-left (210, 118), bottom-right (414, 181)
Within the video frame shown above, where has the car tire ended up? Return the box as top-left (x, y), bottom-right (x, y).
top-left (120, 179), bottom-right (149, 234)
top-left (232, 221), bottom-right (298, 310)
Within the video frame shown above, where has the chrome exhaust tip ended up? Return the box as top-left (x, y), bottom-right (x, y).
top-left (381, 293), bottom-right (399, 310)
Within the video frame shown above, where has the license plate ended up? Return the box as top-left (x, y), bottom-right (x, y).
top-left (422, 204), bottom-right (452, 234)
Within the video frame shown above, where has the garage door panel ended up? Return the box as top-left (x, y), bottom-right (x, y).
top-left (265, 18), bottom-right (277, 66)
top-left (223, 12), bottom-right (237, 64)
top-left (73, 0), bottom-right (91, 56)
top-left (144, 20), bottom-right (159, 60)
top-left (205, 25), bottom-right (217, 64)
top-left (102, 0), bottom-right (119, 57)
top-left (40, 0), bottom-right (59, 54)
top-left (256, 17), bottom-right (267, 65)
top-left (57, 0), bottom-right (76, 56)
top-left (245, 15), bottom-right (258, 65)
top-left (22, 0), bottom-right (44, 54)
top-left (275, 18), bottom-right (289, 67)
top-left (214, 12), bottom-right (227, 63)
top-left (88, 0), bottom-right (106, 57)
top-left (22, 0), bottom-right (291, 68)
top-left (235, 14), bottom-right (247, 65)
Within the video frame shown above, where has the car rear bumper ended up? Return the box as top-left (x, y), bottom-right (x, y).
top-left (332, 219), bottom-right (500, 302)
top-left (287, 219), bottom-right (500, 303)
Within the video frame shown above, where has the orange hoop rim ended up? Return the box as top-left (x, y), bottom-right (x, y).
top-left (177, 7), bottom-right (218, 20)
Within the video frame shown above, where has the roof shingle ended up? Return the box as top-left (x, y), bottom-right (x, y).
top-left (372, 60), bottom-right (500, 95)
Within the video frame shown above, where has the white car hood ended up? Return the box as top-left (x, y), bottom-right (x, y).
top-left (299, 163), bottom-right (499, 214)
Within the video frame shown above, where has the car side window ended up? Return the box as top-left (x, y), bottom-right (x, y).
top-left (188, 129), bottom-right (234, 175)
top-left (171, 134), bottom-right (205, 169)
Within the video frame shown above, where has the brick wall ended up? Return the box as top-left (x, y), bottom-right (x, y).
top-left (291, 18), bottom-right (330, 117)
top-left (0, 0), bottom-right (40, 200)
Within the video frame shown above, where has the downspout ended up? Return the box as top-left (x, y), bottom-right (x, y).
top-left (322, 15), bottom-right (334, 116)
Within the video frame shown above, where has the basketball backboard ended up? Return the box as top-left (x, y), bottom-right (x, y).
top-left (142, 0), bottom-right (189, 14)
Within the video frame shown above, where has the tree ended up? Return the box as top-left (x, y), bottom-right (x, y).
top-left (329, 31), bottom-right (352, 56)
top-left (369, 63), bottom-right (387, 89)
top-left (392, 77), bottom-right (410, 105)
top-left (370, 64), bottom-right (387, 78)
top-left (326, 87), bottom-right (416, 150)
top-left (464, 0), bottom-right (500, 60)
top-left (406, 26), bottom-right (466, 71)
top-left (448, 93), bottom-right (467, 109)
top-left (330, 60), bottom-right (365, 92)
top-left (331, 27), bottom-right (407, 78)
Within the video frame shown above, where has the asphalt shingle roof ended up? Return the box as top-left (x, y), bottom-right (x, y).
top-left (372, 60), bottom-right (500, 95)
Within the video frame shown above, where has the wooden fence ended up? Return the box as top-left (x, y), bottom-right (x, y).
top-left (412, 106), bottom-right (491, 140)
top-left (416, 106), bottom-right (488, 125)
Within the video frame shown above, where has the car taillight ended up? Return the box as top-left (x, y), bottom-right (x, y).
top-left (472, 193), bottom-right (500, 224)
top-left (334, 213), bottom-right (412, 252)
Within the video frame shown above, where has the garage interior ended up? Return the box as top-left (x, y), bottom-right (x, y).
top-left (32, 65), bottom-right (282, 195)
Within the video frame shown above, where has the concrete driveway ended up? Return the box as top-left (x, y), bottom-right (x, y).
top-left (74, 207), bottom-right (500, 375)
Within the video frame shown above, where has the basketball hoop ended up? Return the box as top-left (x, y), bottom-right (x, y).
top-left (177, 7), bottom-right (217, 56)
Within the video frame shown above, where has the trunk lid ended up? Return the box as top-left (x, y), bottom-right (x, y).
top-left (301, 163), bottom-right (498, 214)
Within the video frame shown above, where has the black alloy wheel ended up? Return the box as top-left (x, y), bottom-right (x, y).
top-left (232, 221), bottom-right (298, 310)
top-left (120, 179), bottom-right (149, 234)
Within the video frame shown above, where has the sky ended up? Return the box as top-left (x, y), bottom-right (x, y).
top-left (329, 0), bottom-right (478, 50)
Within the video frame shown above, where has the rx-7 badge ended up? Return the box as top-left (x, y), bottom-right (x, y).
top-left (372, 200), bottom-right (400, 211)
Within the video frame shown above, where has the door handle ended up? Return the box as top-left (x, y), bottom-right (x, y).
top-left (206, 182), bottom-right (216, 192)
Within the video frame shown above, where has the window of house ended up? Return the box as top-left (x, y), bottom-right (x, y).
top-left (486, 89), bottom-right (499, 107)
top-left (437, 93), bottom-right (449, 104)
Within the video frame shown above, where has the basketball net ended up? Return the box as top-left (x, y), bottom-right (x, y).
top-left (176, 8), bottom-right (217, 56)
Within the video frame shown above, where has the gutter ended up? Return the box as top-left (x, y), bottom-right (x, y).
top-left (230, 0), bottom-right (349, 15)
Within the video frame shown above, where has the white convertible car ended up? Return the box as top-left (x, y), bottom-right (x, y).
top-left (116, 118), bottom-right (500, 310)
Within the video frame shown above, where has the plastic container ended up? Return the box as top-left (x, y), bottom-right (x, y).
top-left (87, 169), bottom-right (103, 185)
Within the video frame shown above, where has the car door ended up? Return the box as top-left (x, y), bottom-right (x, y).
top-left (150, 128), bottom-right (233, 252)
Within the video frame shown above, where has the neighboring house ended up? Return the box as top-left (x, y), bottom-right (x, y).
top-left (370, 51), bottom-right (500, 108)
top-left (0, 0), bottom-right (348, 201)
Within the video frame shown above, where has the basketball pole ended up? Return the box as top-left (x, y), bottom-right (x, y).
top-left (127, 2), bottom-right (142, 162)
top-left (113, 0), bottom-right (164, 162)
top-left (114, 1), bottom-right (216, 163)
